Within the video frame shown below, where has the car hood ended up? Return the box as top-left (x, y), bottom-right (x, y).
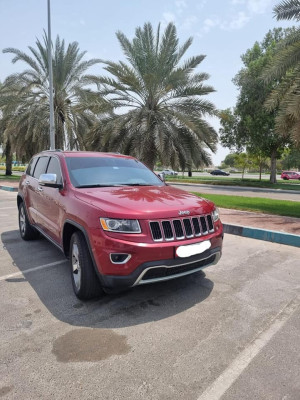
top-left (74, 185), bottom-right (213, 219)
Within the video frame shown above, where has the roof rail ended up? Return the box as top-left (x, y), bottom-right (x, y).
top-left (41, 149), bottom-right (63, 152)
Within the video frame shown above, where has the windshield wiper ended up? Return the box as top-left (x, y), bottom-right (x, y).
top-left (75, 184), bottom-right (124, 188)
top-left (121, 183), bottom-right (154, 186)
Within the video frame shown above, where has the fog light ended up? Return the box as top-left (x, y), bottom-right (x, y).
top-left (110, 253), bottom-right (131, 264)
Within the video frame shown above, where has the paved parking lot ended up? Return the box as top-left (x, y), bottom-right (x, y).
top-left (0, 190), bottom-right (299, 400)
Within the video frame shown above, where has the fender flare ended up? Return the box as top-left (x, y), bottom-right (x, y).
top-left (62, 219), bottom-right (105, 286)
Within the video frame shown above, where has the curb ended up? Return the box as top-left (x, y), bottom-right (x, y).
top-left (223, 224), bottom-right (300, 248)
top-left (0, 186), bottom-right (18, 192)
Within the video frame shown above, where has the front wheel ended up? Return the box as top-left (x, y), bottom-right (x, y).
top-left (70, 231), bottom-right (103, 300)
top-left (18, 202), bottom-right (39, 240)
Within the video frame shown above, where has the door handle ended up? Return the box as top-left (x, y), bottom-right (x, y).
top-left (37, 187), bottom-right (43, 192)
top-left (25, 180), bottom-right (30, 185)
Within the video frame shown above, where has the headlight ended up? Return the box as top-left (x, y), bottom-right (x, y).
top-left (212, 208), bottom-right (220, 222)
top-left (100, 218), bottom-right (141, 233)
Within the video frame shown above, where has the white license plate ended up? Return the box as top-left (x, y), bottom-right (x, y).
top-left (176, 240), bottom-right (211, 258)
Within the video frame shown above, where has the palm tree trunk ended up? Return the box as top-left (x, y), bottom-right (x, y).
top-left (5, 139), bottom-right (12, 176)
top-left (270, 150), bottom-right (277, 184)
top-left (142, 137), bottom-right (156, 171)
top-left (143, 155), bottom-right (155, 171)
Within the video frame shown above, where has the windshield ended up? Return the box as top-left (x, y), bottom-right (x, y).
top-left (65, 156), bottom-right (164, 188)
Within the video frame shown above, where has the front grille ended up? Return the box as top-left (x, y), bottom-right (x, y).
top-left (149, 214), bottom-right (215, 242)
top-left (142, 254), bottom-right (216, 280)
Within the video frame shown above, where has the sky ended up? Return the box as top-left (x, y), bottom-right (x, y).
top-left (0, 0), bottom-right (295, 165)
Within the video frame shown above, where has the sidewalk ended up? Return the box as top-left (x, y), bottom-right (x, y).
top-left (220, 208), bottom-right (300, 236)
top-left (220, 208), bottom-right (300, 247)
top-left (0, 180), bottom-right (19, 192)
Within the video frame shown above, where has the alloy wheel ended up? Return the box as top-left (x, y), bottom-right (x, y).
top-left (72, 243), bottom-right (81, 291)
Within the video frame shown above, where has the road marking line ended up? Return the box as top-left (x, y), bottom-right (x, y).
top-left (197, 298), bottom-right (299, 400)
top-left (0, 260), bottom-right (66, 282)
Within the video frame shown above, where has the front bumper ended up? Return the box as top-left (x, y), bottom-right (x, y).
top-left (99, 246), bottom-right (222, 292)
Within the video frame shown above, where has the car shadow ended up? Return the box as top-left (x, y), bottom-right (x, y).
top-left (1, 229), bottom-right (214, 329)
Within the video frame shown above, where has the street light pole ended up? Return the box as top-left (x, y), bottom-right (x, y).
top-left (47, 0), bottom-right (55, 150)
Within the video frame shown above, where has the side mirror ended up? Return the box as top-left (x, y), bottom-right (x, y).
top-left (38, 173), bottom-right (62, 189)
top-left (157, 172), bottom-right (165, 182)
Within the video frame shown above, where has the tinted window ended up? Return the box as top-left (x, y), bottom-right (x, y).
top-left (47, 157), bottom-right (62, 184)
top-left (65, 157), bottom-right (164, 188)
top-left (33, 157), bottom-right (49, 179)
top-left (26, 157), bottom-right (37, 176)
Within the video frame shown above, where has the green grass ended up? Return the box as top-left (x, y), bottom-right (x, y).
top-left (193, 192), bottom-right (300, 218)
top-left (0, 166), bottom-right (26, 172)
top-left (167, 175), bottom-right (300, 191)
top-left (0, 174), bottom-right (21, 181)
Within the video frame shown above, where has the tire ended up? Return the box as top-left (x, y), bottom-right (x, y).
top-left (69, 231), bottom-right (103, 300)
top-left (18, 202), bottom-right (39, 241)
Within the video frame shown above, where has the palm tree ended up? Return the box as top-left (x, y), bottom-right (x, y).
top-left (263, 2), bottom-right (300, 144)
top-left (0, 81), bottom-right (40, 164)
top-left (274, 0), bottom-right (300, 20)
top-left (0, 81), bottom-right (14, 175)
top-left (90, 22), bottom-right (218, 171)
top-left (2, 34), bottom-right (110, 158)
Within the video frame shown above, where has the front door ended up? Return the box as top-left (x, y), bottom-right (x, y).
top-left (37, 156), bottom-right (65, 244)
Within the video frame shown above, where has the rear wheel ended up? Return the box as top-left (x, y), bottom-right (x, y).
top-left (70, 231), bottom-right (103, 300)
top-left (18, 202), bottom-right (39, 240)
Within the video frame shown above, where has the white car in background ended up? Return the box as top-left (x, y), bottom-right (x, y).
top-left (161, 169), bottom-right (178, 176)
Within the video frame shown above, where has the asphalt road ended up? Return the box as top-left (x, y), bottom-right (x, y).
top-left (0, 190), bottom-right (299, 400)
top-left (171, 183), bottom-right (300, 202)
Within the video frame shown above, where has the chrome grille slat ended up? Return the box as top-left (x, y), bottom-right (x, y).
top-left (183, 218), bottom-right (193, 238)
top-left (149, 221), bottom-right (163, 241)
top-left (207, 214), bottom-right (214, 232)
top-left (173, 219), bottom-right (185, 239)
top-left (200, 216), bottom-right (208, 234)
top-left (162, 220), bottom-right (174, 241)
top-left (149, 214), bottom-right (215, 242)
top-left (192, 217), bottom-right (201, 236)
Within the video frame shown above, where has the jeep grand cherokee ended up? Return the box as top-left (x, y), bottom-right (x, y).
top-left (18, 151), bottom-right (223, 299)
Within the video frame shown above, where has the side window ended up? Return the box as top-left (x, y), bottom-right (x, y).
top-left (46, 157), bottom-right (62, 184)
top-left (26, 157), bottom-right (37, 176)
top-left (33, 157), bottom-right (49, 180)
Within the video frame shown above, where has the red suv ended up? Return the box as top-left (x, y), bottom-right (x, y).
top-left (18, 151), bottom-right (223, 299)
